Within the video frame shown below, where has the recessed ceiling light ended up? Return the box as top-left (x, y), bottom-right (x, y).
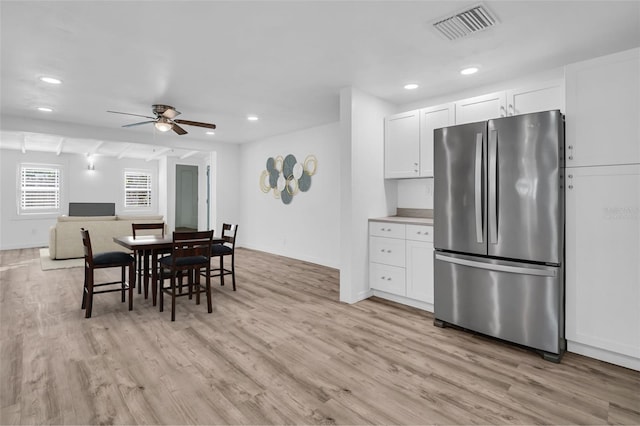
top-left (460, 66), bottom-right (479, 75)
top-left (40, 76), bottom-right (62, 84)
top-left (247, 115), bottom-right (259, 121)
top-left (37, 107), bottom-right (53, 112)
top-left (404, 83), bottom-right (419, 90)
top-left (206, 131), bottom-right (215, 135)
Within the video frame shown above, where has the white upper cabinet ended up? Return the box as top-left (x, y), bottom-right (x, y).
top-left (565, 48), bottom-right (640, 167)
top-left (454, 91), bottom-right (507, 124)
top-left (506, 80), bottom-right (565, 116)
top-left (419, 103), bottom-right (455, 177)
top-left (384, 110), bottom-right (420, 178)
top-left (385, 79), bottom-right (568, 179)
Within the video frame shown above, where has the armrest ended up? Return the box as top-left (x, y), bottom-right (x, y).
top-left (49, 226), bottom-right (57, 259)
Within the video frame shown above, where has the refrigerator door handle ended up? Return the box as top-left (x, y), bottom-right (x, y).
top-left (489, 129), bottom-right (498, 244)
top-left (435, 253), bottom-right (557, 277)
top-left (474, 133), bottom-right (483, 243)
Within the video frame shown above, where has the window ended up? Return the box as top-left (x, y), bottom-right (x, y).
top-left (124, 170), bottom-right (152, 208)
top-left (19, 164), bottom-right (61, 214)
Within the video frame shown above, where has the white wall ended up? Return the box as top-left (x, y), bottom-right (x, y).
top-left (397, 178), bottom-right (433, 209)
top-left (239, 122), bottom-right (341, 268)
top-left (0, 149), bottom-right (159, 250)
top-left (339, 87), bottom-right (397, 303)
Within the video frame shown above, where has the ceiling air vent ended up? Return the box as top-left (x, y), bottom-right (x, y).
top-left (433, 4), bottom-right (499, 41)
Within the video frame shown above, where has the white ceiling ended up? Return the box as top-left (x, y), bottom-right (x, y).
top-left (1, 1), bottom-right (639, 158)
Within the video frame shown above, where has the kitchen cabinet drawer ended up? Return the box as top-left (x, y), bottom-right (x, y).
top-left (369, 236), bottom-right (405, 267)
top-left (369, 222), bottom-right (405, 239)
top-left (406, 224), bottom-right (433, 242)
top-left (369, 262), bottom-right (406, 295)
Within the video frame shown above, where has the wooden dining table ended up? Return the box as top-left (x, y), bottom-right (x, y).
top-left (113, 235), bottom-right (224, 306)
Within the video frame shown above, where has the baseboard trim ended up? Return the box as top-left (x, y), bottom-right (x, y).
top-left (567, 340), bottom-right (640, 371)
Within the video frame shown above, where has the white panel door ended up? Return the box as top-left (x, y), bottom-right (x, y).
top-left (506, 80), bottom-right (565, 116)
top-left (384, 110), bottom-right (420, 178)
top-left (454, 91), bottom-right (506, 124)
top-left (405, 239), bottom-right (434, 305)
top-left (566, 164), bottom-right (640, 359)
top-left (565, 48), bottom-right (640, 167)
top-left (419, 103), bottom-right (454, 177)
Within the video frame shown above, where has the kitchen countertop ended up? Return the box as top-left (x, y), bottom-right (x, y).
top-left (369, 216), bottom-right (434, 226)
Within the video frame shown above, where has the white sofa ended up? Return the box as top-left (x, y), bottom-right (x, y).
top-left (48, 215), bottom-right (164, 259)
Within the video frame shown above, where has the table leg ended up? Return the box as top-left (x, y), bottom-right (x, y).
top-left (143, 249), bottom-right (150, 299)
top-left (151, 249), bottom-right (159, 306)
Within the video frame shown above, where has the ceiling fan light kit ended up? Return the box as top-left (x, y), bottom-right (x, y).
top-left (155, 117), bottom-right (173, 132)
top-left (107, 104), bottom-right (216, 136)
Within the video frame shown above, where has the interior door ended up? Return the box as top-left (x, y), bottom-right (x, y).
top-left (175, 164), bottom-right (198, 231)
top-left (434, 121), bottom-right (487, 255)
top-left (487, 111), bottom-right (563, 264)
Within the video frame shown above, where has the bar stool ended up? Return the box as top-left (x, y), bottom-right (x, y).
top-left (80, 228), bottom-right (135, 318)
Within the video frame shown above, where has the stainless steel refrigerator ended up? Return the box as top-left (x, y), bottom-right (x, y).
top-left (433, 110), bottom-right (565, 362)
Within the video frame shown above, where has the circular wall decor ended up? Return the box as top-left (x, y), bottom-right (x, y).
top-left (259, 153), bottom-right (317, 204)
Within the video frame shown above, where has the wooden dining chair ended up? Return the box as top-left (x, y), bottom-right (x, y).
top-left (80, 228), bottom-right (135, 318)
top-left (132, 222), bottom-right (167, 297)
top-left (202, 223), bottom-right (238, 291)
top-left (159, 230), bottom-right (213, 321)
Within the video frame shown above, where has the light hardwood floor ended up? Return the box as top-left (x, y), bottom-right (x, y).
top-left (1, 247), bottom-right (639, 425)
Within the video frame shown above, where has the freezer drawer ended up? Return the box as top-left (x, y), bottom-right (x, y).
top-left (434, 252), bottom-right (564, 356)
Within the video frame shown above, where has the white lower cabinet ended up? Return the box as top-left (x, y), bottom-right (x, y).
top-left (565, 164), bottom-right (640, 370)
top-left (406, 240), bottom-right (434, 303)
top-left (369, 220), bottom-right (434, 311)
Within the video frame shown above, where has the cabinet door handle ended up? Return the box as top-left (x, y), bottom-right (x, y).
top-left (568, 145), bottom-right (574, 161)
top-left (508, 104), bottom-right (514, 116)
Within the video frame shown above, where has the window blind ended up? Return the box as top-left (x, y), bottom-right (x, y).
top-left (124, 171), bottom-right (152, 208)
top-left (20, 166), bottom-right (61, 212)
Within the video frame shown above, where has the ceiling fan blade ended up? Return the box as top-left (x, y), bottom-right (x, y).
top-left (122, 120), bottom-right (156, 128)
top-left (107, 110), bottom-right (155, 119)
top-left (172, 123), bottom-right (188, 135)
top-left (174, 119), bottom-right (216, 129)
top-left (162, 108), bottom-right (181, 119)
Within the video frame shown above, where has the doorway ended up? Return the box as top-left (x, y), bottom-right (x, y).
top-left (175, 164), bottom-right (198, 232)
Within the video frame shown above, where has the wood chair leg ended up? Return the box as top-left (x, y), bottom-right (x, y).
top-left (206, 272), bottom-right (212, 313)
top-left (195, 271), bottom-right (200, 305)
top-left (171, 274), bottom-right (177, 322)
top-left (231, 253), bottom-right (236, 291)
top-left (219, 256), bottom-right (225, 286)
top-left (121, 266), bottom-right (126, 303)
top-left (81, 266), bottom-right (88, 309)
top-left (128, 262), bottom-right (134, 311)
top-left (137, 252), bottom-right (142, 294)
top-left (159, 270), bottom-right (164, 312)
top-left (85, 271), bottom-right (94, 318)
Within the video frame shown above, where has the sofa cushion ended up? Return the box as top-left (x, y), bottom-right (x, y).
top-left (58, 215), bottom-right (117, 222)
